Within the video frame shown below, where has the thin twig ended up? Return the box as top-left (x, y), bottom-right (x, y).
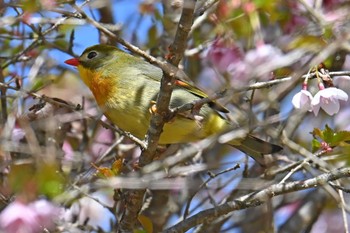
top-left (338, 188), bottom-right (350, 233)
top-left (71, 3), bottom-right (189, 82)
top-left (1, 1), bottom-right (90, 69)
top-left (278, 150), bottom-right (327, 183)
top-left (329, 182), bottom-right (350, 193)
top-left (0, 69), bottom-right (7, 124)
top-left (164, 167), bottom-right (350, 233)
top-left (194, 0), bottom-right (219, 16)
top-left (183, 164), bottom-right (240, 219)
top-left (165, 70), bottom-right (350, 119)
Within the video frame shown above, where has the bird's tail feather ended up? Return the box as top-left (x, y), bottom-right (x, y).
top-left (230, 135), bottom-right (282, 166)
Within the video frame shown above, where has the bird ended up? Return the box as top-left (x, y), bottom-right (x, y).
top-left (65, 44), bottom-right (282, 165)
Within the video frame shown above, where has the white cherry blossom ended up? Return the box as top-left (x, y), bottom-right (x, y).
top-left (292, 89), bottom-right (313, 111)
top-left (311, 87), bottom-right (348, 116)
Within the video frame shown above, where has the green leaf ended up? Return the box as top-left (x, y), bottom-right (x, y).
top-left (312, 125), bottom-right (350, 152)
top-left (330, 131), bottom-right (350, 147)
top-left (36, 162), bottom-right (65, 198)
top-left (312, 139), bottom-right (321, 153)
top-left (286, 35), bottom-right (327, 52)
top-left (147, 25), bottom-right (158, 48)
top-left (312, 128), bottom-right (323, 139)
top-left (322, 124), bottom-right (334, 143)
top-left (8, 164), bottom-right (36, 193)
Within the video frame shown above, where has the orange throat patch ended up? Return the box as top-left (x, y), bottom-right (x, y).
top-left (77, 66), bottom-right (115, 106)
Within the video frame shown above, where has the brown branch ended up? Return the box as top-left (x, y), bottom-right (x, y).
top-left (0, 68), bottom-right (7, 124)
top-left (167, 1), bottom-right (196, 66)
top-left (140, 0), bottom-right (197, 163)
top-left (194, 0), bottom-right (219, 16)
top-left (164, 167), bottom-right (350, 233)
top-left (116, 1), bottom-right (197, 231)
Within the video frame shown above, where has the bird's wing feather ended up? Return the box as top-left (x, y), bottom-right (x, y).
top-left (140, 62), bottom-right (229, 113)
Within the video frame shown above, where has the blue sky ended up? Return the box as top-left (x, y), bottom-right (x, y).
top-left (4, 0), bottom-right (161, 76)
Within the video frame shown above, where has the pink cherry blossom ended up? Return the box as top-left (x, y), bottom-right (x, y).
top-left (205, 39), bottom-right (243, 73)
top-left (323, 0), bottom-right (348, 11)
top-left (0, 201), bottom-right (39, 233)
top-left (0, 200), bottom-right (59, 233)
top-left (228, 44), bottom-right (301, 83)
top-left (31, 199), bottom-right (59, 230)
top-left (40, 0), bottom-right (57, 10)
top-left (292, 89), bottom-right (313, 111)
top-left (244, 44), bottom-right (284, 67)
top-left (311, 87), bottom-right (348, 116)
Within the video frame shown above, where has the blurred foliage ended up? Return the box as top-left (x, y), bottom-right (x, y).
top-left (8, 161), bottom-right (65, 199)
top-left (0, 0), bottom-right (350, 232)
top-left (92, 158), bottom-right (123, 178)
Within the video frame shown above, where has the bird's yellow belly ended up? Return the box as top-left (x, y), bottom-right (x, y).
top-left (95, 80), bottom-right (227, 145)
top-left (104, 106), bottom-right (206, 144)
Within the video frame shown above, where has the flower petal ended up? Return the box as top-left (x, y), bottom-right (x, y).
top-left (321, 98), bottom-right (340, 115)
top-left (334, 88), bottom-right (348, 101)
top-left (292, 90), bottom-right (313, 110)
top-left (311, 91), bottom-right (321, 106)
top-left (311, 87), bottom-right (348, 116)
top-left (292, 92), bottom-right (302, 109)
top-left (312, 102), bottom-right (321, 116)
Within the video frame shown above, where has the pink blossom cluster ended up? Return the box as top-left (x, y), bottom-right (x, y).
top-left (0, 199), bottom-right (59, 233)
top-left (284, 0), bottom-right (348, 34)
top-left (205, 39), bottom-right (296, 85)
top-left (292, 82), bottom-right (348, 116)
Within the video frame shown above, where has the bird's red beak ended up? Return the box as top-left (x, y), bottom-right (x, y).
top-left (64, 58), bottom-right (80, 66)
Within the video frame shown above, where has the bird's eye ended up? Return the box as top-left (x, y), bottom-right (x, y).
top-left (87, 51), bottom-right (97, 59)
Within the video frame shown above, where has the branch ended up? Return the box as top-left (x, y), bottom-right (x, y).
top-left (194, 0), bottom-right (219, 16)
top-left (183, 164), bottom-right (241, 219)
top-left (71, 5), bottom-right (161, 64)
top-left (0, 69), bottom-right (7, 124)
top-left (142, 0), bottom-right (197, 164)
top-left (165, 70), bottom-right (350, 120)
top-left (246, 70), bottom-right (350, 90)
top-left (1, 1), bottom-right (89, 69)
top-left (117, 1), bottom-right (197, 231)
top-left (164, 167), bottom-right (350, 233)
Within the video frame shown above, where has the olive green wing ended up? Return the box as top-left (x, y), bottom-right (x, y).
top-left (173, 79), bottom-right (229, 113)
top-left (140, 62), bottom-right (229, 113)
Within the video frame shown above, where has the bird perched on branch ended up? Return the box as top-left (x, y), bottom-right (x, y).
top-left (65, 44), bottom-right (282, 165)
